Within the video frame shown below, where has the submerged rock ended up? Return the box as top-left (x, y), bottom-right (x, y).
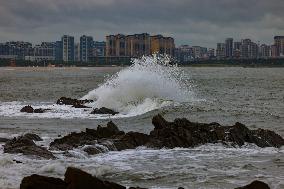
top-left (91, 107), bottom-right (119, 115)
top-left (4, 135), bottom-right (55, 159)
top-left (56, 97), bottom-right (93, 106)
top-left (235, 180), bottom-right (270, 189)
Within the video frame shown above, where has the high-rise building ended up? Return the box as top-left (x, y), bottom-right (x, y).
top-left (207, 48), bottom-right (215, 58)
top-left (225, 38), bottom-right (233, 58)
top-left (274, 36), bottom-right (284, 57)
top-left (271, 45), bottom-right (278, 58)
top-left (241, 39), bottom-right (251, 58)
top-left (62, 35), bottom-right (75, 62)
top-left (150, 35), bottom-right (175, 56)
top-left (260, 44), bottom-right (270, 58)
top-left (216, 43), bottom-right (225, 59)
top-left (106, 33), bottom-right (174, 58)
top-left (0, 41), bottom-right (33, 60)
top-left (126, 33), bottom-right (151, 57)
top-left (174, 45), bottom-right (194, 62)
top-left (192, 46), bottom-right (207, 59)
top-left (75, 43), bottom-right (80, 61)
top-left (93, 41), bottom-right (106, 57)
top-left (80, 35), bottom-right (94, 62)
top-left (233, 42), bottom-right (242, 58)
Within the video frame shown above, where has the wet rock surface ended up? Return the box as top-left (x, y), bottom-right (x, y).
top-left (148, 114), bottom-right (284, 148)
top-left (235, 180), bottom-right (270, 189)
top-left (50, 114), bottom-right (284, 153)
top-left (20, 105), bottom-right (34, 113)
top-left (56, 97), bottom-right (93, 106)
top-left (91, 107), bottom-right (119, 115)
top-left (20, 167), bottom-right (271, 189)
top-left (20, 106), bottom-right (49, 113)
top-left (4, 135), bottom-right (55, 159)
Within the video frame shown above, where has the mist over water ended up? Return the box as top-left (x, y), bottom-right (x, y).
top-left (83, 55), bottom-right (194, 116)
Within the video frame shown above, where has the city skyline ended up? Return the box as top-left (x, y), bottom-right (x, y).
top-left (1, 0), bottom-right (284, 48)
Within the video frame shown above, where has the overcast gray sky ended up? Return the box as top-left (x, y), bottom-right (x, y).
top-left (0, 0), bottom-right (283, 48)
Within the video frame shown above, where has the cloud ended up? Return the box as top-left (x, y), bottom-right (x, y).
top-left (0, 0), bottom-right (283, 47)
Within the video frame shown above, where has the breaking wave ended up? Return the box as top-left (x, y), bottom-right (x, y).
top-left (82, 54), bottom-right (194, 116)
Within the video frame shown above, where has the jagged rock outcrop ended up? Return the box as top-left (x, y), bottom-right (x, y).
top-left (91, 107), bottom-right (119, 115)
top-left (148, 114), bottom-right (284, 148)
top-left (49, 121), bottom-right (124, 151)
top-left (49, 114), bottom-right (284, 154)
top-left (4, 135), bottom-right (55, 159)
top-left (56, 97), bottom-right (93, 106)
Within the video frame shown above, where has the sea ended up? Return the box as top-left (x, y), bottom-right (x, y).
top-left (0, 56), bottom-right (283, 189)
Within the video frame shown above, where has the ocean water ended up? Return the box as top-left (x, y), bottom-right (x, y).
top-left (0, 58), bottom-right (283, 189)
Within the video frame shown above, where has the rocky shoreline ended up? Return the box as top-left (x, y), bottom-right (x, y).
top-left (5, 97), bottom-right (283, 188)
top-left (20, 167), bottom-right (271, 189)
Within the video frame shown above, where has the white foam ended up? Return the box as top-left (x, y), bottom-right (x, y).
top-left (82, 55), bottom-right (194, 117)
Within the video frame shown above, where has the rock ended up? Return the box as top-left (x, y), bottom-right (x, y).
top-left (91, 107), bottom-right (119, 115)
top-left (83, 146), bottom-right (102, 155)
top-left (50, 122), bottom-right (124, 151)
top-left (20, 174), bottom-right (66, 189)
top-left (20, 105), bottom-right (34, 113)
top-left (23, 133), bottom-right (42, 141)
top-left (72, 103), bottom-right (90, 108)
top-left (4, 135), bottom-right (55, 159)
top-left (0, 137), bottom-right (9, 143)
top-left (235, 180), bottom-right (270, 189)
top-left (34, 108), bottom-right (46, 113)
top-left (64, 167), bottom-right (126, 189)
top-left (148, 114), bottom-right (284, 148)
top-left (114, 132), bottom-right (150, 151)
top-left (56, 97), bottom-right (93, 106)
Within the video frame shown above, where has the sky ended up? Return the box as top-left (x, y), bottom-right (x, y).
top-left (0, 0), bottom-right (284, 48)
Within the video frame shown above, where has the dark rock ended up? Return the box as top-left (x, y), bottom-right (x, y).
top-left (34, 108), bottom-right (46, 113)
top-left (72, 103), bottom-right (90, 108)
top-left (114, 132), bottom-right (150, 151)
top-left (235, 180), bottom-right (270, 189)
top-left (50, 122), bottom-right (124, 151)
top-left (23, 133), bottom-right (42, 141)
top-left (83, 146), bottom-right (102, 155)
top-left (4, 135), bottom-right (55, 159)
top-left (20, 174), bottom-right (67, 189)
top-left (0, 137), bottom-right (9, 143)
top-left (91, 107), bottom-right (119, 115)
top-left (148, 114), bottom-right (284, 148)
top-left (13, 159), bottom-right (22, 163)
top-left (20, 105), bottom-right (34, 113)
top-left (64, 167), bottom-right (126, 189)
top-left (56, 97), bottom-right (93, 106)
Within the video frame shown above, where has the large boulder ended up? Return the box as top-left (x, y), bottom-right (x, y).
top-left (4, 135), bottom-right (55, 159)
top-left (20, 174), bottom-right (66, 189)
top-left (148, 114), bottom-right (284, 148)
top-left (64, 167), bottom-right (126, 189)
top-left (91, 107), bottom-right (119, 115)
top-left (235, 180), bottom-right (270, 189)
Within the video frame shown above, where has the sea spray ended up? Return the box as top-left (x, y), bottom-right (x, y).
top-left (82, 54), bottom-right (194, 116)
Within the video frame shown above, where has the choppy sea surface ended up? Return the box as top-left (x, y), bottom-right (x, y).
top-left (0, 62), bottom-right (283, 188)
